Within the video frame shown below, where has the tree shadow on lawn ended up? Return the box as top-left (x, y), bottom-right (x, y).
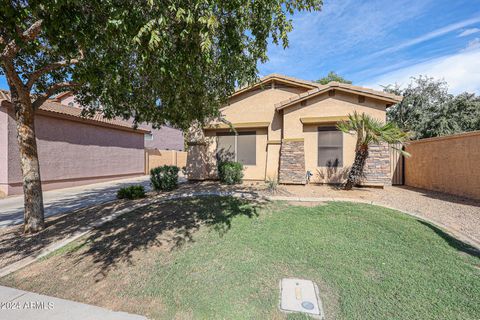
top-left (74, 196), bottom-right (264, 281)
top-left (0, 198), bottom-right (144, 269)
top-left (417, 220), bottom-right (480, 258)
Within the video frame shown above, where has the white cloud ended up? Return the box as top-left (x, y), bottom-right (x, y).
top-left (462, 38), bottom-right (480, 51)
top-left (458, 27), bottom-right (480, 37)
top-left (371, 15), bottom-right (480, 57)
top-left (261, 0), bottom-right (433, 78)
top-left (361, 47), bottom-right (480, 94)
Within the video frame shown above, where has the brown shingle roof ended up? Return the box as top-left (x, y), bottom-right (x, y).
top-left (0, 90), bottom-right (149, 133)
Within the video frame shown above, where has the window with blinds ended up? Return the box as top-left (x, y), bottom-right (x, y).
top-left (318, 127), bottom-right (343, 167)
top-left (216, 131), bottom-right (256, 165)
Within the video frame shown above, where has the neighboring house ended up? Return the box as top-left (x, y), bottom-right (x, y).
top-left (0, 90), bottom-right (148, 196)
top-left (56, 92), bottom-right (184, 151)
top-left (186, 74), bottom-right (402, 186)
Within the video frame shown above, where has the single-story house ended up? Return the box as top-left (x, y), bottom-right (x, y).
top-left (186, 74), bottom-right (403, 186)
top-left (0, 90), bottom-right (149, 196)
top-left (55, 91), bottom-right (185, 151)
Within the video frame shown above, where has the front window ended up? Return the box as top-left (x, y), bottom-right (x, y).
top-left (144, 133), bottom-right (153, 141)
top-left (318, 127), bottom-right (343, 167)
top-left (216, 131), bottom-right (256, 165)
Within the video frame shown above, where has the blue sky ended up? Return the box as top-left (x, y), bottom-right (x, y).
top-left (259, 0), bottom-right (480, 94)
top-left (2, 0), bottom-right (480, 94)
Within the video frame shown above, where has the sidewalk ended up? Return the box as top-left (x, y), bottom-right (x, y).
top-left (0, 176), bottom-right (151, 227)
top-left (0, 285), bottom-right (147, 320)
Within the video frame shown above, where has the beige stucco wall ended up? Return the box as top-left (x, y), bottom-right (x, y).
top-left (204, 128), bottom-right (268, 180)
top-left (405, 131), bottom-right (480, 200)
top-left (222, 85), bottom-right (305, 141)
top-left (193, 84), bottom-right (306, 180)
top-left (187, 84), bottom-right (391, 183)
top-left (283, 92), bottom-right (386, 138)
top-left (265, 143), bottom-right (281, 180)
top-left (303, 125), bottom-right (355, 183)
top-left (283, 92), bottom-right (387, 183)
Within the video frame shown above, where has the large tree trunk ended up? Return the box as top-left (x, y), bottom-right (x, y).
top-left (344, 144), bottom-right (369, 190)
top-left (11, 91), bottom-right (45, 233)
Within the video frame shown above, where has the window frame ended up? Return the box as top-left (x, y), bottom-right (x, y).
top-left (317, 126), bottom-right (343, 167)
top-left (216, 131), bottom-right (256, 166)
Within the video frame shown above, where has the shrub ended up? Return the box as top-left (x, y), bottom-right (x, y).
top-left (150, 165), bottom-right (180, 191)
top-left (218, 161), bottom-right (243, 185)
top-left (117, 185), bottom-right (146, 200)
top-left (266, 177), bottom-right (278, 194)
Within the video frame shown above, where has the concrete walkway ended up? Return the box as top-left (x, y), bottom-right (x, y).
top-left (0, 176), bottom-right (151, 227)
top-left (0, 285), bottom-right (146, 320)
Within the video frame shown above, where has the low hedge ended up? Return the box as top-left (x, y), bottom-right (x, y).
top-left (117, 185), bottom-right (146, 200)
top-left (150, 165), bottom-right (180, 191)
top-left (218, 161), bottom-right (243, 185)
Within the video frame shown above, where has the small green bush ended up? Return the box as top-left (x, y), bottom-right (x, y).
top-left (117, 185), bottom-right (146, 200)
top-left (150, 165), bottom-right (180, 191)
top-left (218, 161), bottom-right (243, 185)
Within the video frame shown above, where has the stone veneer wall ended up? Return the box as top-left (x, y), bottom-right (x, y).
top-left (278, 140), bottom-right (306, 184)
top-left (362, 143), bottom-right (391, 186)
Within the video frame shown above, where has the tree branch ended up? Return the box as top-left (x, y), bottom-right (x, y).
top-left (26, 50), bottom-right (84, 90)
top-left (32, 81), bottom-right (80, 109)
top-left (1, 57), bottom-right (25, 92)
top-left (1, 20), bottom-right (43, 59)
top-left (19, 20), bottom-right (43, 42)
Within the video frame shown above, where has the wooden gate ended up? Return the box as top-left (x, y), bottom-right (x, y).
top-left (389, 143), bottom-right (404, 185)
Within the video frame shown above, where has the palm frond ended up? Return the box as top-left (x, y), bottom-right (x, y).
top-left (337, 111), bottom-right (410, 147)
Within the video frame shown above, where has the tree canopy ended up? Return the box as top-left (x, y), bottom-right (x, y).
top-left (384, 76), bottom-right (480, 139)
top-left (316, 71), bottom-right (352, 85)
top-left (1, 0), bottom-right (323, 233)
top-left (1, 0), bottom-right (323, 128)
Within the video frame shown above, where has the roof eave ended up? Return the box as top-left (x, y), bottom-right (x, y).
top-left (275, 87), bottom-right (402, 111)
top-left (229, 74), bottom-right (320, 99)
top-left (36, 108), bottom-right (151, 133)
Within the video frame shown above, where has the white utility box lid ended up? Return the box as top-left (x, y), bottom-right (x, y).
top-left (279, 278), bottom-right (324, 318)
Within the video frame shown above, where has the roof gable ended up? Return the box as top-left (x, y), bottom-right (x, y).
top-left (230, 74), bottom-right (321, 98)
top-left (275, 81), bottom-right (403, 110)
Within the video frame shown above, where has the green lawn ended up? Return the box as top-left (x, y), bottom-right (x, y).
top-left (2, 197), bottom-right (479, 319)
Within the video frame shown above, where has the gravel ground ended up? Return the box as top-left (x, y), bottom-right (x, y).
top-left (271, 184), bottom-right (480, 248)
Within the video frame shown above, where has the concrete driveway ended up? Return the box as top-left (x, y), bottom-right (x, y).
top-left (0, 176), bottom-right (151, 228)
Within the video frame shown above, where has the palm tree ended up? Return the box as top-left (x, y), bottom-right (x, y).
top-left (337, 112), bottom-right (410, 190)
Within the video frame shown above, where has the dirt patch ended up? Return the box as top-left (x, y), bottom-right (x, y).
top-left (0, 196), bottom-right (149, 270)
top-left (287, 201), bottom-right (326, 207)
